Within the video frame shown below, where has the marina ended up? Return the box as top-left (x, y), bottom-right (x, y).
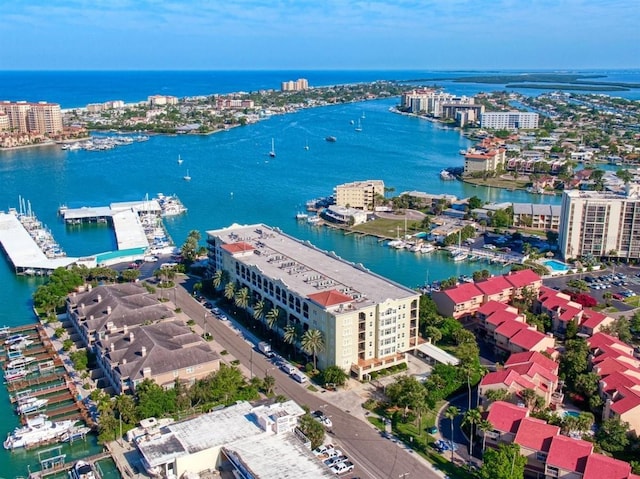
top-left (61, 135), bottom-right (149, 152)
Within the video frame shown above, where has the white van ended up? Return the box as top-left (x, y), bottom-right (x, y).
top-left (291, 370), bottom-right (308, 384)
top-left (279, 363), bottom-right (296, 375)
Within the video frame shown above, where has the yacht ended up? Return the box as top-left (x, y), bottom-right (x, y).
top-left (451, 251), bottom-right (468, 262)
top-left (5, 368), bottom-right (28, 382)
top-left (17, 397), bottom-right (48, 415)
top-left (3, 414), bottom-right (76, 450)
top-left (419, 244), bottom-right (436, 254)
top-left (7, 356), bottom-right (36, 369)
top-left (440, 169), bottom-right (455, 181)
top-left (9, 339), bottom-right (34, 351)
top-left (325, 136), bottom-right (337, 142)
top-left (5, 334), bottom-right (29, 345)
top-left (69, 460), bottom-right (97, 479)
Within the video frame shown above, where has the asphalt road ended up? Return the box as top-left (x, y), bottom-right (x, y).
top-left (172, 276), bottom-right (442, 479)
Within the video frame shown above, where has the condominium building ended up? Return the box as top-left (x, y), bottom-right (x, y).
top-left (558, 187), bottom-right (640, 260)
top-left (0, 112), bottom-right (9, 131)
top-left (334, 179), bottom-right (385, 211)
top-left (401, 89), bottom-right (474, 117)
top-left (512, 203), bottom-right (562, 231)
top-left (206, 224), bottom-right (420, 379)
top-left (0, 101), bottom-right (63, 135)
top-left (480, 111), bottom-right (539, 130)
top-left (281, 78), bottom-right (309, 92)
top-left (148, 95), bottom-right (179, 106)
top-left (463, 148), bottom-right (506, 174)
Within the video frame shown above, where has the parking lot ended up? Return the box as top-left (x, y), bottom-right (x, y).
top-left (542, 264), bottom-right (640, 313)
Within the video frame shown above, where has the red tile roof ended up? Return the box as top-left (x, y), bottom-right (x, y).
top-left (610, 386), bottom-right (640, 415)
top-left (495, 319), bottom-right (528, 339)
top-left (557, 305), bottom-right (583, 323)
top-left (599, 371), bottom-right (638, 395)
top-left (486, 401), bottom-right (528, 434)
top-left (505, 351), bottom-right (559, 374)
top-left (508, 361), bottom-right (558, 385)
top-left (588, 332), bottom-right (634, 356)
top-left (510, 328), bottom-right (550, 351)
top-left (546, 435), bottom-right (593, 473)
top-left (505, 269), bottom-right (542, 288)
top-left (513, 417), bottom-right (560, 452)
top-left (481, 369), bottom-right (536, 390)
top-left (307, 289), bottom-right (353, 307)
top-left (220, 242), bottom-right (255, 255)
top-left (486, 309), bottom-right (521, 327)
top-left (580, 309), bottom-right (611, 330)
top-left (442, 282), bottom-right (483, 304)
top-left (583, 453), bottom-right (631, 479)
top-left (477, 300), bottom-right (511, 316)
top-left (475, 276), bottom-right (513, 296)
top-left (593, 358), bottom-right (640, 379)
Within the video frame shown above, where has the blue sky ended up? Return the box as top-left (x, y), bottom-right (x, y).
top-left (1, 0), bottom-right (638, 70)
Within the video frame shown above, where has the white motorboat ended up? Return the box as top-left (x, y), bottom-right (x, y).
top-left (69, 460), bottom-right (97, 479)
top-left (5, 368), bottom-right (28, 382)
top-left (4, 334), bottom-right (29, 345)
top-left (17, 397), bottom-right (48, 415)
top-left (7, 356), bottom-right (36, 369)
top-left (3, 414), bottom-right (76, 450)
top-left (9, 339), bottom-right (34, 351)
top-left (451, 251), bottom-right (468, 262)
top-left (419, 244), bottom-right (436, 254)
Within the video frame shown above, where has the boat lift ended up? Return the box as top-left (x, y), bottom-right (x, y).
top-left (37, 445), bottom-right (66, 472)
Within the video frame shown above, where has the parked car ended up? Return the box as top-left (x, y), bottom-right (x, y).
top-left (324, 455), bottom-right (348, 467)
top-left (331, 461), bottom-right (354, 475)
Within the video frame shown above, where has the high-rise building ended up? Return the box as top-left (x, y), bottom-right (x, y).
top-left (559, 187), bottom-right (640, 260)
top-left (281, 78), bottom-right (309, 92)
top-left (480, 111), bottom-right (539, 130)
top-left (206, 224), bottom-right (420, 379)
top-left (334, 180), bottom-right (385, 211)
top-left (0, 100), bottom-right (62, 134)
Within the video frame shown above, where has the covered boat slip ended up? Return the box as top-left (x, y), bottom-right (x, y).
top-left (61, 199), bottom-right (162, 224)
top-left (0, 212), bottom-right (77, 274)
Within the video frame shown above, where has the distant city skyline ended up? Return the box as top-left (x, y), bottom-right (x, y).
top-left (1, 0), bottom-right (638, 71)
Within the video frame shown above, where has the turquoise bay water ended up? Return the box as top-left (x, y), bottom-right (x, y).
top-left (0, 95), bottom-right (561, 476)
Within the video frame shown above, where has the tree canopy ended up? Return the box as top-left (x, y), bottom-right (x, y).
top-left (479, 443), bottom-right (527, 479)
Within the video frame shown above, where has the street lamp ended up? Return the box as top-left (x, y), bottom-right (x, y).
top-left (203, 312), bottom-right (208, 338)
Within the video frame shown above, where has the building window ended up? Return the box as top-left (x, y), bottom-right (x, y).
top-left (186, 367), bottom-right (194, 374)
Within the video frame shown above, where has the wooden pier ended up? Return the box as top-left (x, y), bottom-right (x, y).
top-left (27, 450), bottom-right (111, 479)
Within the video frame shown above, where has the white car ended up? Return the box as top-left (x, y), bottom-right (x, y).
top-left (331, 461), bottom-right (354, 475)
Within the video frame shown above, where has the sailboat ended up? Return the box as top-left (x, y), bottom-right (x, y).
top-left (177, 154), bottom-right (183, 165)
top-left (304, 139), bottom-right (309, 150)
top-left (269, 138), bottom-right (276, 158)
top-left (183, 170), bottom-right (191, 181)
top-left (361, 111), bottom-right (366, 119)
top-left (355, 119), bottom-right (363, 132)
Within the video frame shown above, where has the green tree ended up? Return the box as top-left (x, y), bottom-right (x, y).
top-left (485, 388), bottom-right (511, 403)
top-left (224, 281), bottom-right (236, 302)
top-left (386, 375), bottom-right (428, 418)
top-left (560, 339), bottom-right (589, 389)
top-left (468, 196), bottom-right (484, 210)
top-left (253, 299), bottom-right (266, 327)
top-left (212, 269), bottom-right (224, 290)
top-left (301, 329), bottom-right (325, 371)
top-left (263, 374), bottom-right (276, 396)
top-left (444, 406), bottom-right (459, 463)
top-left (462, 408), bottom-right (482, 458)
top-left (479, 443), bottom-right (527, 479)
top-left (477, 419), bottom-right (493, 454)
top-left (181, 230), bottom-right (201, 263)
top-left (114, 393), bottom-right (138, 425)
top-left (565, 318), bottom-right (579, 339)
top-left (424, 326), bottom-right (443, 344)
top-left (321, 366), bottom-right (348, 387)
top-left (596, 417), bottom-right (630, 453)
top-left (234, 287), bottom-right (250, 320)
top-left (298, 412), bottom-right (326, 449)
top-left (283, 323), bottom-right (299, 356)
top-left (265, 307), bottom-right (281, 331)
top-left (121, 268), bottom-right (140, 282)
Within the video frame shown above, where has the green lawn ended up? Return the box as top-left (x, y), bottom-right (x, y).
top-left (624, 296), bottom-right (640, 307)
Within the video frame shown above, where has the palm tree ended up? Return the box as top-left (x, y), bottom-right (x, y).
top-left (224, 281), bottom-right (236, 302)
top-left (301, 329), bottom-right (325, 371)
top-left (212, 269), bottom-right (224, 290)
top-left (283, 323), bottom-right (299, 357)
top-left (444, 406), bottom-right (460, 463)
top-left (462, 408), bottom-right (482, 459)
top-left (234, 287), bottom-right (250, 321)
top-left (263, 374), bottom-right (276, 396)
top-left (253, 299), bottom-right (265, 328)
top-left (265, 307), bottom-right (280, 331)
top-left (477, 419), bottom-right (493, 454)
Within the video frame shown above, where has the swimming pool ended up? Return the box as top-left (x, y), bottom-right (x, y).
top-left (564, 411), bottom-right (580, 418)
top-left (544, 259), bottom-right (570, 272)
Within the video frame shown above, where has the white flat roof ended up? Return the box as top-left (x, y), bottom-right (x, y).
top-left (416, 342), bottom-right (460, 365)
top-left (111, 210), bottom-right (149, 250)
top-left (63, 206), bottom-right (113, 220)
top-left (207, 224), bottom-right (418, 309)
top-left (0, 212), bottom-right (77, 270)
top-left (224, 433), bottom-right (336, 479)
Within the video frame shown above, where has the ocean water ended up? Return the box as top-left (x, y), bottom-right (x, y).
top-left (0, 70), bottom-right (638, 476)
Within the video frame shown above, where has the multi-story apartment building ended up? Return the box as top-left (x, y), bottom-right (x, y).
top-left (281, 78), bottom-right (309, 92)
top-left (480, 111), bottom-right (539, 130)
top-left (558, 186), bottom-right (640, 260)
top-left (148, 95), bottom-right (179, 106)
top-left (464, 148), bottom-right (506, 175)
top-left (400, 89), bottom-right (474, 117)
top-left (512, 203), bottom-right (562, 231)
top-left (206, 224), bottom-right (420, 379)
top-left (0, 112), bottom-right (9, 131)
top-left (27, 102), bottom-right (64, 134)
top-left (334, 180), bottom-right (385, 211)
top-left (0, 101), bottom-right (62, 134)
